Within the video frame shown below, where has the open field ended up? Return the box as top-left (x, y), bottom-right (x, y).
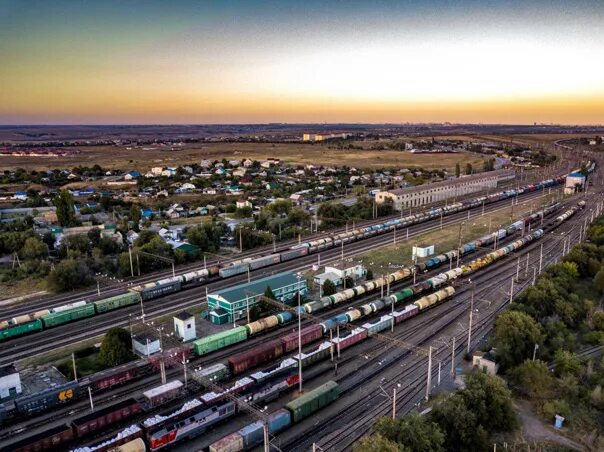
top-left (0, 141), bottom-right (487, 171)
top-left (356, 192), bottom-right (561, 274)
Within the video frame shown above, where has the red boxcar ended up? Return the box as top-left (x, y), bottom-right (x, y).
top-left (10, 424), bottom-right (74, 452)
top-left (280, 324), bottom-right (323, 353)
top-left (72, 398), bottom-right (141, 438)
top-left (228, 340), bottom-right (284, 375)
top-left (75, 427), bottom-right (143, 452)
top-left (332, 328), bottom-right (368, 354)
top-left (88, 361), bottom-right (144, 391)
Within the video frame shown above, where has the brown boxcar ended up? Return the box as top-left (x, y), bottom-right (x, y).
top-left (228, 340), bottom-right (284, 375)
top-left (72, 398), bottom-right (141, 438)
top-left (280, 324), bottom-right (323, 353)
top-left (9, 424), bottom-right (74, 452)
top-left (88, 362), bottom-right (141, 391)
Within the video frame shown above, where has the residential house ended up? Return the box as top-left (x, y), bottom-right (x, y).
top-left (126, 230), bottom-right (139, 244)
top-left (236, 200), bottom-right (252, 209)
top-left (162, 167), bottom-right (177, 177)
top-left (124, 170), bottom-right (141, 180)
top-left (151, 167), bottom-right (164, 176)
top-left (233, 168), bottom-right (246, 178)
top-left (243, 159), bottom-right (254, 168)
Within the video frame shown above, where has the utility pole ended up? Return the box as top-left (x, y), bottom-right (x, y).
top-left (467, 286), bottom-right (474, 354)
top-left (456, 222), bottom-right (464, 268)
top-left (128, 246), bottom-right (134, 277)
top-left (509, 277), bottom-right (514, 304)
top-left (239, 227), bottom-right (243, 252)
top-left (297, 275), bottom-right (303, 393)
top-left (451, 336), bottom-right (456, 376)
top-left (72, 352), bottom-right (78, 381)
top-left (515, 257), bottom-right (520, 282)
top-left (538, 243), bottom-right (543, 273)
top-left (525, 252), bottom-right (530, 278)
top-left (392, 387), bottom-right (397, 420)
top-left (425, 346), bottom-right (433, 400)
top-left (88, 387), bottom-right (94, 411)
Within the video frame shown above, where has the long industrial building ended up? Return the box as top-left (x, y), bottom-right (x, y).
top-left (375, 169), bottom-right (515, 210)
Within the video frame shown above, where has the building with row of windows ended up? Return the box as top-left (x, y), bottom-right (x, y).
top-left (375, 169), bottom-right (515, 210)
top-left (207, 272), bottom-right (308, 324)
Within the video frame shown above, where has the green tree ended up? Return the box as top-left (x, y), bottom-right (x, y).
top-left (366, 269), bottom-right (374, 280)
top-left (264, 286), bottom-right (276, 300)
top-left (129, 204), bottom-right (141, 231)
top-left (594, 268), bottom-right (604, 294)
top-left (374, 413), bottom-right (444, 452)
top-left (430, 394), bottom-right (488, 451)
top-left (47, 259), bottom-right (93, 292)
top-left (19, 237), bottom-right (48, 260)
top-left (98, 327), bottom-right (133, 367)
top-left (53, 190), bottom-right (76, 227)
top-left (553, 350), bottom-right (582, 377)
top-left (508, 360), bottom-right (556, 399)
top-left (492, 311), bottom-right (542, 369)
top-left (455, 163), bottom-right (461, 178)
top-left (322, 279), bottom-right (337, 296)
top-left (353, 435), bottom-right (399, 452)
top-left (465, 163), bottom-right (473, 175)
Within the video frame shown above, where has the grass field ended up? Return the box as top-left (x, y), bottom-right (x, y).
top-left (1, 141), bottom-right (486, 172)
top-left (355, 192), bottom-right (561, 274)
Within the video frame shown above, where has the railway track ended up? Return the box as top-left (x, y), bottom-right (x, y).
top-left (1, 198), bottom-right (594, 451)
top-left (279, 206), bottom-right (593, 451)
top-left (0, 188), bottom-right (563, 364)
top-left (0, 181), bottom-right (563, 319)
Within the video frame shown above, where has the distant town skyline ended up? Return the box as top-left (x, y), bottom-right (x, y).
top-left (1, 0), bottom-right (603, 125)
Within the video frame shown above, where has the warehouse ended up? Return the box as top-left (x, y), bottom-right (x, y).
top-left (0, 364), bottom-right (21, 399)
top-left (207, 272), bottom-right (308, 324)
top-left (375, 169), bottom-right (515, 210)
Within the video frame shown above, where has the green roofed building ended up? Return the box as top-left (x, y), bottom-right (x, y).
top-left (207, 272), bottom-right (307, 324)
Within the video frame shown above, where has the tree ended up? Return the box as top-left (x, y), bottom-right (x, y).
top-left (553, 350), bottom-right (582, 377)
top-left (99, 327), bottom-right (133, 367)
top-left (353, 435), bottom-right (399, 452)
top-left (366, 269), bottom-right (374, 280)
top-left (87, 227), bottom-right (101, 247)
top-left (47, 259), bottom-right (93, 292)
top-left (491, 311), bottom-right (542, 369)
top-left (374, 413), bottom-right (444, 452)
top-left (460, 372), bottom-right (517, 433)
top-left (508, 360), bottom-right (556, 399)
top-left (465, 163), bottom-right (473, 175)
top-left (322, 279), bottom-right (337, 296)
top-left (594, 268), bottom-right (604, 294)
top-left (53, 190), bottom-right (76, 227)
top-left (264, 286), bottom-right (276, 300)
top-left (19, 237), bottom-right (48, 260)
top-left (455, 163), bottom-right (461, 178)
top-left (129, 204), bottom-right (141, 231)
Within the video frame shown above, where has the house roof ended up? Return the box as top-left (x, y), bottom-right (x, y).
top-left (211, 272), bottom-right (301, 304)
top-left (174, 310), bottom-right (193, 321)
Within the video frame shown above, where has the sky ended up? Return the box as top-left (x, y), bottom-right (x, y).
top-left (0, 0), bottom-right (603, 125)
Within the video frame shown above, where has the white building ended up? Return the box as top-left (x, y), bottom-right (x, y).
top-left (236, 200), bottom-right (252, 209)
top-left (133, 332), bottom-right (161, 356)
top-left (303, 133), bottom-right (350, 142)
top-left (376, 169), bottom-right (515, 210)
top-left (564, 172), bottom-right (586, 195)
top-left (0, 365), bottom-right (21, 399)
top-left (151, 167), bottom-right (164, 175)
top-left (173, 311), bottom-right (196, 342)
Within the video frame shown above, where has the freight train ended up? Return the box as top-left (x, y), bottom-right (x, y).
top-left (209, 381), bottom-right (340, 452)
top-left (5, 362), bottom-right (305, 452)
top-left (0, 171), bottom-right (576, 343)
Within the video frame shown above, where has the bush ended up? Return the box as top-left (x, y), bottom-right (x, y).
top-left (540, 399), bottom-right (571, 425)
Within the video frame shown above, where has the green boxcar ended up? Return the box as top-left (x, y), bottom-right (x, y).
top-left (41, 304), bottom-right (96, 328)
top-left (286, 381), bottom-right (340, 423)
top-left (0, 319), bottom-right (43, 341)
top-left (193, 326), bottom-right (248, 356)
top-left (93, 292), bottom-right (139, 313)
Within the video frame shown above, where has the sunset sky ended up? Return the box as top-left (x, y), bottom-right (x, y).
top-left (1, 0), bottom-right (603, 125)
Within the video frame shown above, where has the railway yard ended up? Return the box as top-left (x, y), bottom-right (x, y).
top-left (0, 156), bottom-right (602, 452)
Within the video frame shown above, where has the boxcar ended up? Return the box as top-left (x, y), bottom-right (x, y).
top-left (193, 326), bottom-right (248, 356)
top-left (229, 340), bottom-right (284, 375)
top-left (72, 426), bottom-right (143, 452)
top-left (219, 263), bottom-right (249, 278)
top-left (72, 398), bottom-right (141, 438)
top-left (209, 432), bottom-right (244, 452)
top-left (142, 380), bottom-right (184, 409)
top-left (195, 363), bottom-right (229, 382)
top-left (279, 247), bottom-right (308, 262)
top-left (331, 328), bottom-right (368, 353)
top-left (248, 254), bottom-right (281, 270)
top-left (86, 361), bottom-right (146, 391)
top-left (285, 381), bottom-right (340, 423)
top-left (40, 304), bottom-right (95, 328)
top-left (8, 423), bottom-right (74, 452)
top-left (94, 292), bottom-right (139, 313)
top-left (280, 324), bottom-right (323, 353)
top-left (0, 319), bottom-right (43, 341)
